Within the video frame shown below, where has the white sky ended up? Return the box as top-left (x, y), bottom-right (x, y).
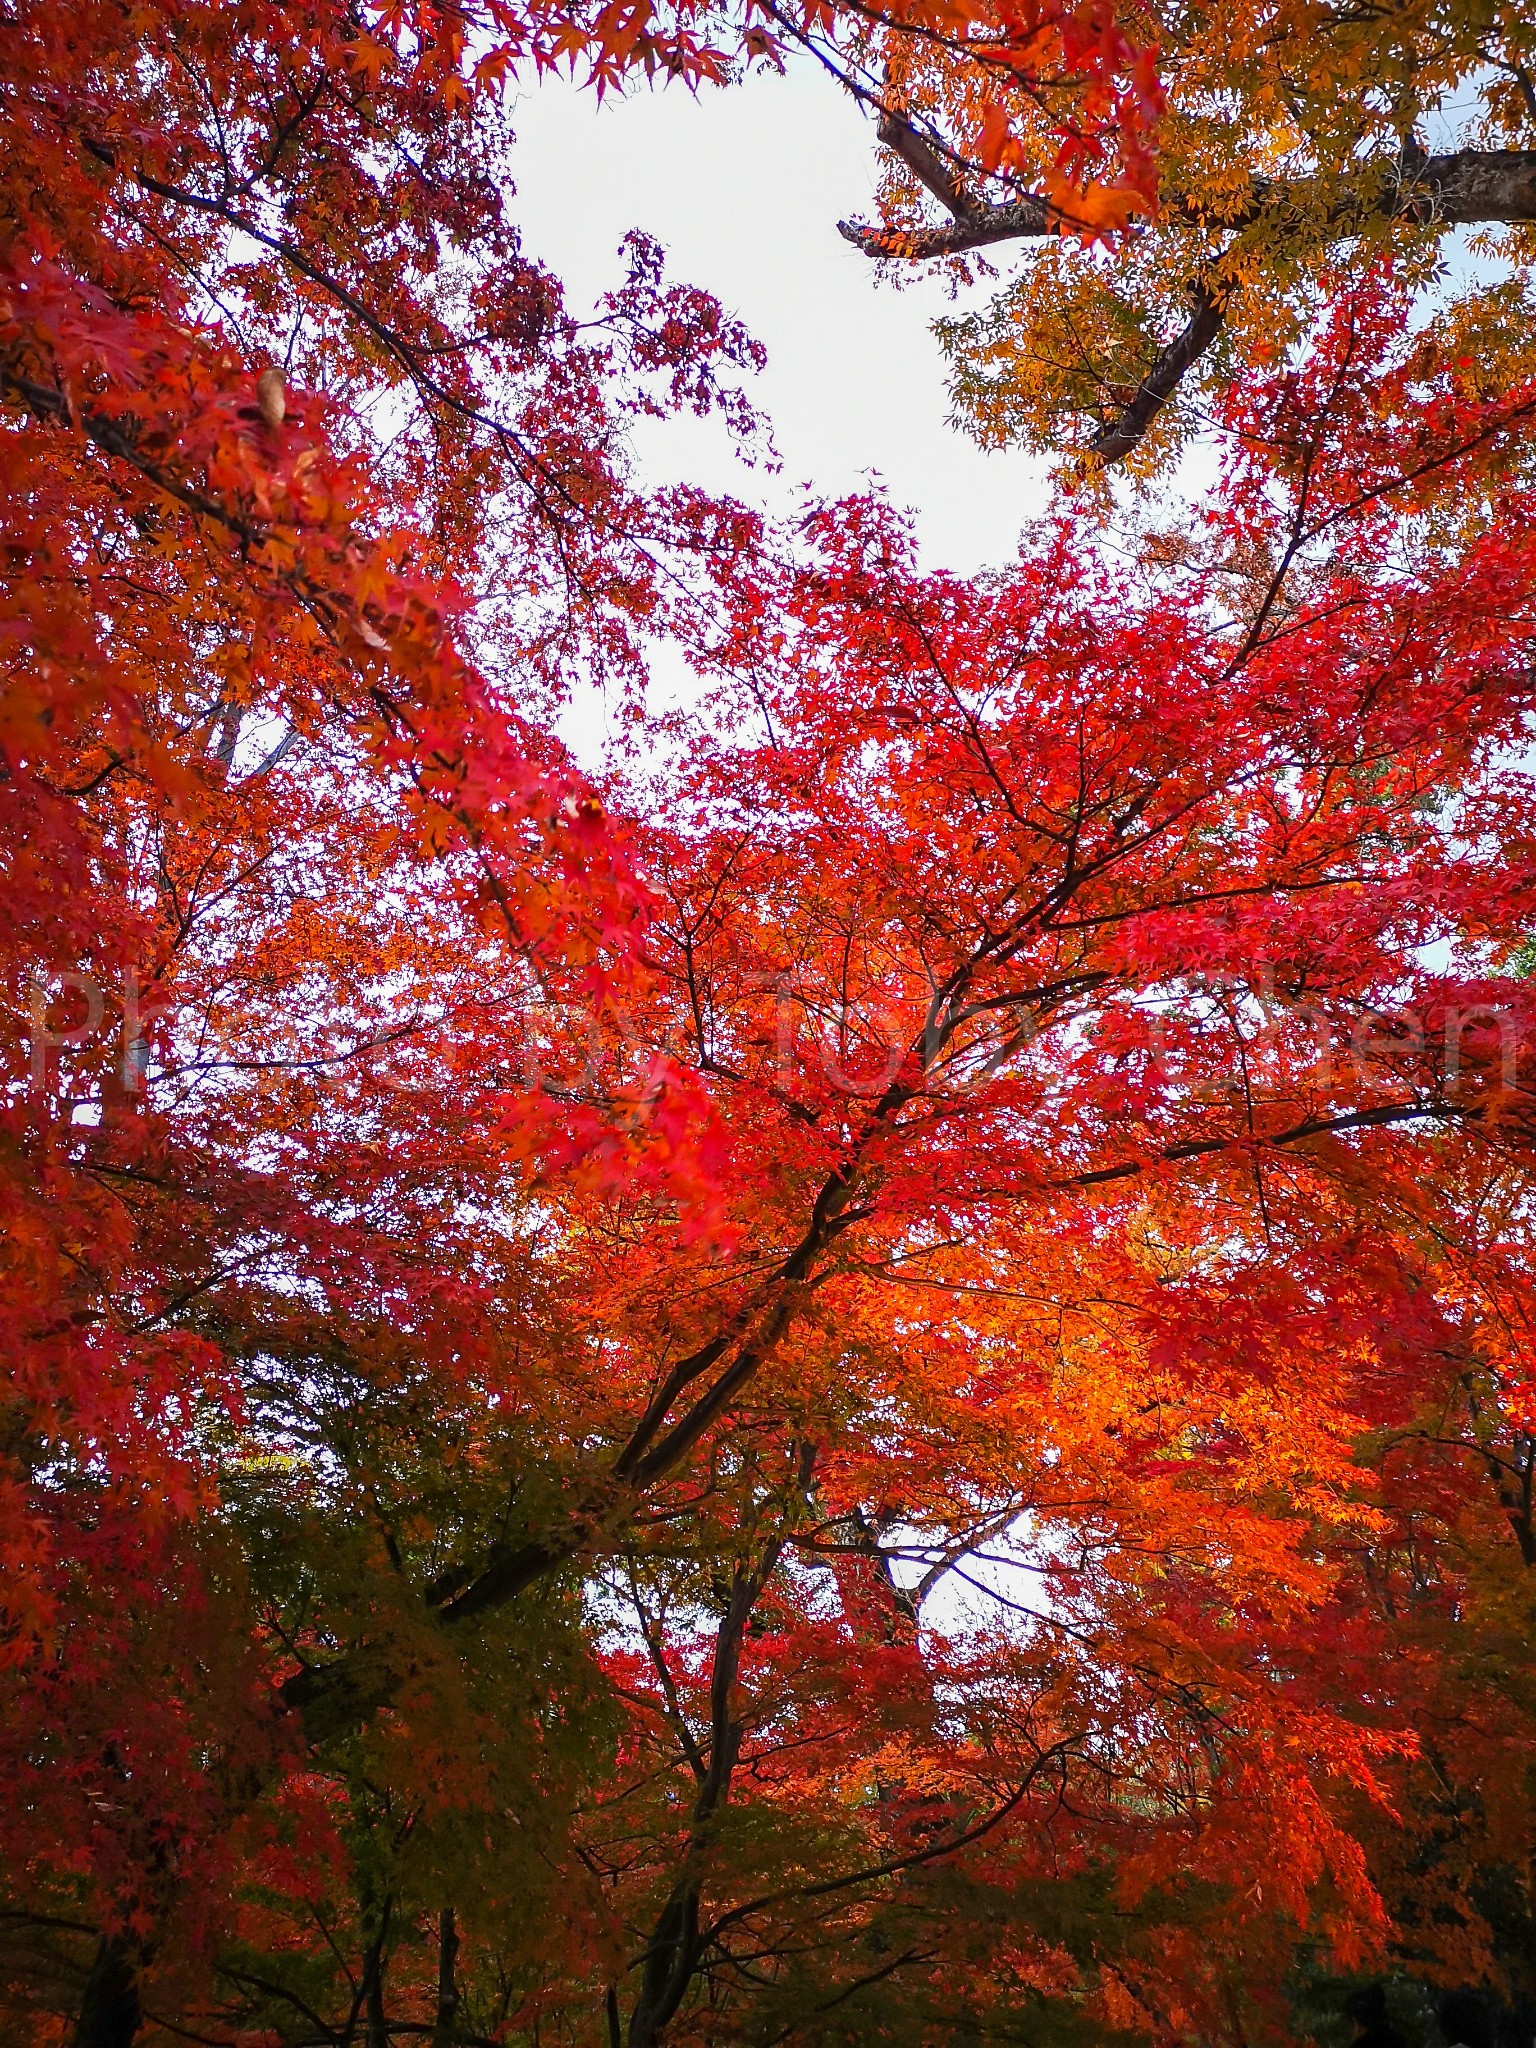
top-left (509, 61), bottom-right (1051, 576)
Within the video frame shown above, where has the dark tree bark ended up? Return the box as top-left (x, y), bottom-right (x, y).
top-left (359, 1896), bottom-right (392, 2048)
top-left (434, 1908), bottom-right (460, 2048)
top-left (1086, 285), bottom-right (1226, 462)
top-left (72, 1937), bottom-right (141, 2048)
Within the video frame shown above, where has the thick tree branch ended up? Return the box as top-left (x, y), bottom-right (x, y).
top-left (1480, 1443), bottom-right (1536, 1566)
top-left (1402, 144), bottom-right (1536, 224)
top-left (1086, 284), bottom-right (1225, 462)
top-left (839, 145), bottom-right (1536, 265)
top-left (1053, 1099), bottom-right (1455, 1192)
top-left (875, 109), bottom-right (986, 231)
top-left (838, 111), bottom-right (1057, 258)
top-left (72, 1936), bottom-right (141, 2048)
top-left (837, 142), bottom-right (1536, 461)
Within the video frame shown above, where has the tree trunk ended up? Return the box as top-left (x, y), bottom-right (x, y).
top-left (72, 1937), bottom-right (141, 2048)
top-left (433, 1908), bottom-right (459, 2047)
top-left (627, 1888), bottom-right (701, 2048)
top-left (361, 1898), bottom-right (392, 2048)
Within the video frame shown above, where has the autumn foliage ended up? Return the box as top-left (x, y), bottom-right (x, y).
top-left (4, 1), bottom-right (1536, 2046)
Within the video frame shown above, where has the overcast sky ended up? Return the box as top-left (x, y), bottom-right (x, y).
top-left (508, 61), bottom-right (1051, 577)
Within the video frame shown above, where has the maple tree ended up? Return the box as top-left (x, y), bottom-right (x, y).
top-left (6, 1), bottom-right (1536, 2046)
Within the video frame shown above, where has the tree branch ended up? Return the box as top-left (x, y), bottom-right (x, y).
top-left (837, 142), bottom-right (1536, 461)
top-left (1086, 284), bottom-right (1225, 462)
top-left (874, 109), bottom-right (980, 227)
top-left (839, 108), bottom-right (1059, 258)
top-left (840, 145), bottom-right (1536, 265)
top-left (1053, 1099), bottom-right (1454, 1192)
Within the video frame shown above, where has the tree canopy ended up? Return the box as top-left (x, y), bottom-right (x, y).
top-left (4, 4), bottom-right (1536, 2048)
